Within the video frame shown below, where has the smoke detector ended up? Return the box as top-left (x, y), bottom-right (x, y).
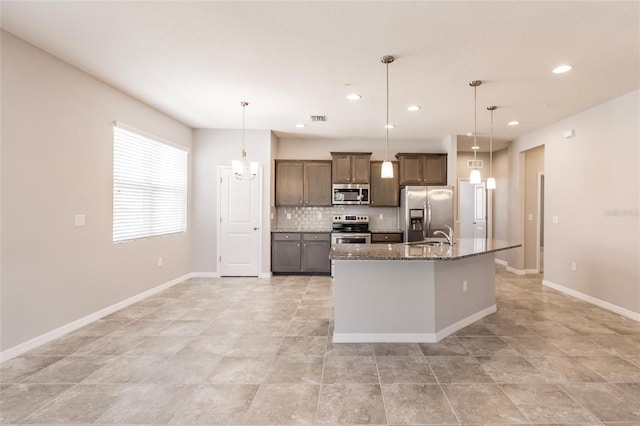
top-left (310, 115), bottom-right (327, 122)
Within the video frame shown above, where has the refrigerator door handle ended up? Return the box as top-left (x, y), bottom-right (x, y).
top-left (426, 202), bottom-right (432, 238)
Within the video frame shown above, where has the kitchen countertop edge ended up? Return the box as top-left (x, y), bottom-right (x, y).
top-left (330, 238), bottom-right (520, 261)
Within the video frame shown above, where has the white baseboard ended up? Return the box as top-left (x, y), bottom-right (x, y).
top-left (494, 258), bottom-right (508, 267)
top-left (190, 272), bottom-right (221, 278)
top-left (0, 273), bottom-right (192, 363)
top-left (332, 305), bottom-right (497, 344)
top-left (435, 304), bottom-right (498, 341)
top-left (506, 266), bottom-right (526, 275)
top-left (543, 279), bottom-right (640, 323)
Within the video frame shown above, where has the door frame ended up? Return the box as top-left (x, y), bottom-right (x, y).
top-left (535, 171), bottom-right (544, 273)
top-left (216, 165), bottom-right (263, 277)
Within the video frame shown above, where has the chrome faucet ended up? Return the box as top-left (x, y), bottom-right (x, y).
top-left (433, 225), bottom-right (454, 245)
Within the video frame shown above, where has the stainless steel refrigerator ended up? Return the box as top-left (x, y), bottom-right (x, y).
top-left (399, 186), bottom-right (454, 242)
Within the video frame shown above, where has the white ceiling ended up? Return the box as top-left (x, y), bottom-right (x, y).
top-left (2, 1), bottom-right (638, 149)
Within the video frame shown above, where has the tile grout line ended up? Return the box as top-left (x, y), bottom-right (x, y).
top-left (424, 353), bottom-right (462, 426)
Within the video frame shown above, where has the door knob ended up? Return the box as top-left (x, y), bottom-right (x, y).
top-left (253, 227), bottom-right (259, 230)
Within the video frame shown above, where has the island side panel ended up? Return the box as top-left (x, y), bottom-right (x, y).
top-left (434, 253), bottom-right (497, 338)
top-left (333, 260), bottom-right (437, 342)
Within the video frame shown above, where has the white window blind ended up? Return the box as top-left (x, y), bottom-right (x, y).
top-left (113, 124), bottom-right (188, 242)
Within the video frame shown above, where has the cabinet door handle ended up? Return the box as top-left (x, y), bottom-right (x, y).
top-left (305, 200), bottom-right (308, 204)
top-left (303, 244), bottom-right (307, 247)
top-left (285, 235), bottom-right (289, 239)
top-left (299, 200), bottom-right (303, 204)
top-left (297, 244), bottom-right (300, 247)
top-left (385, 236), bottom-right (388, 239)
top-left (314, 235), bottom-right (318, 239)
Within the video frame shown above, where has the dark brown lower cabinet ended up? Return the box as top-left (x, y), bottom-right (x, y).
top-left (371, 232), bottom-right (403, 244)
top-left (272, 232), bottom-right (331, 274)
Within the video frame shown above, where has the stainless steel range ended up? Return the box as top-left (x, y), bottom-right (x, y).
top-left (331, 215), bottom-right (371, 244)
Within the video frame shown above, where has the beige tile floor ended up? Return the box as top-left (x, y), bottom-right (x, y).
top-left (1, 267), bottom-right (639, 425)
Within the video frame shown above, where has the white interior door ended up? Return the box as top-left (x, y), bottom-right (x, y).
top-left (219, 166), bottom-right (261, 276)
top-left (459, 180), bottom-right (487, 238)
top-left (473, 182), bottom-right (487, 238)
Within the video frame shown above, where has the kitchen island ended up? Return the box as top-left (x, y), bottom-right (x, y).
top-left (330, 239), bottom-right (520, 343)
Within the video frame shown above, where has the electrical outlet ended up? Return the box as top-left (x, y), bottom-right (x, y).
top-left (571, 262), bottom-right (576, 271)
top-left (379, 213), bottom-right (384, 220)
top-left (286, 212), bottom-right (292, 220)
top-left (463, 280), bottom-right (468, 292)
top-left (74, 214), bottom-right (86, 227)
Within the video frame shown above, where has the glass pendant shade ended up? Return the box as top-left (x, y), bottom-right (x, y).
top-left (486, 176), bottom-right (496, 189)
top-left (232, 102), bottom-right (258, 181)
top-left (470, 169), bottom-right (481, 184)
top-left (381, 160), bottom-right (394, 178)
top-left (232, 160), bottom-right (244, 176)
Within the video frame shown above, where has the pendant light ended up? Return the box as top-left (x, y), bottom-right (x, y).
top-left (232, 101), bottom-right (258, 180)
top-left (381, 55), bottom-right (395, 179)
top-left (486, 105), bottom-right (497, 190)
top-left (469, 81), bottom-right (482, 184)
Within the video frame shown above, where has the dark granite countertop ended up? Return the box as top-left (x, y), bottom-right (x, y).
top-left (330, 238), bottom-right (520, 261)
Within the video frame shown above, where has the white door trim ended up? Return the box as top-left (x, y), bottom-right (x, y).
top-left (216, 165), bottom-right (263, 276)
top-left (536, 171), bottom-right (544, 273)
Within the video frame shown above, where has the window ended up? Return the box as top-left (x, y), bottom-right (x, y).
top-left (113, 123), bottom-right (188, 242)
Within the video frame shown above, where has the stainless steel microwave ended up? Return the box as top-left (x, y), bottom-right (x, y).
top-left (332, 184), bottom-right (370, 205)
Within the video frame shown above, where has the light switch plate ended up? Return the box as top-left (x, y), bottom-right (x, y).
top-left (552, 216), bottom-right (559, 224)
top-left (74, 214), bottom-right (86, 227)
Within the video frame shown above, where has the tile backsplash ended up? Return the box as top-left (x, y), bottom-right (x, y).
top-left (275, 206), bottom-right (399, 231)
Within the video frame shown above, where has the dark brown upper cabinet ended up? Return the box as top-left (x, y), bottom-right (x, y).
top-left (370, 161), bottom-right (399, 206)
top-left (331, 152), bottom-right (371, 184)
top-left (275, 160), bottom-right (332, 207)
top-left (395, 153), bottom-right (447, 186)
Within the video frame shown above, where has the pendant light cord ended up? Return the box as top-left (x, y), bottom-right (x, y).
top-left (473, 85), bottom-right (477, 165)
top-left (489, 108), bottom-right (493, 177)
top-left (241, 101), bottom-right (247, 160)
top-left (385, 61), bottom-right (389, 161)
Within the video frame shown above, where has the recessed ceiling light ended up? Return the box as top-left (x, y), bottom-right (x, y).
top-left (295, 123), bottom-right (306, 128)
top-left (466, 132), bottom-right (473, 137)
top-left (508, 120), bottom-right (520, 126)
top-left (347, 94), bottom-right (361, 101)
top-left (384, 124), bottom-right (395, 129)
top-left (471, 145), bottom-right (480, 150)
top-left (553, 65), bottom-right (572, 74)
top-left (407, 105), bottom-right (421, 111)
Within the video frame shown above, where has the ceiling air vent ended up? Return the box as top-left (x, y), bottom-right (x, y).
top-left (310, 115), bottom-right (327, 122)
top-left (468, 160), bottom-right (484, 169)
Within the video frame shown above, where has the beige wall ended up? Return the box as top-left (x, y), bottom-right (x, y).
top-left (524, 146), bottom-right (544, 270)
top-left (1, 31), bottom-right (194, 352)
top-left (492, 148), bottom-right (510, 244)
top-left (191, 129), bottom-right (274, 275)
top-left (507, 90), bottom-right (639, 315)
top-left (276, 138), bottom-right (448, 160)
